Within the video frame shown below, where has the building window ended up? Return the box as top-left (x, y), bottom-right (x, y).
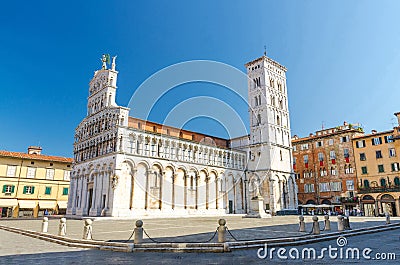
top-left (64, 171), bottom-right (71, 181)
top-left (300, 144), bottom-right (309, 150)
top-left (391, 163), bottom-right (400, 172)
top-left (378, 164), bottom-right (384, 173)
top-left (341, 136), bottom-right (350, 143)
top-left (46, 169), bottom-right (55, 180)
top-left (389, 148), bottom-right (396, 157)
top-left (330, 167), bottom-right (336, 176)
top-left (62, 187), bottom-right (69, 195)
top-left (361, 166), bottom-right (368, 174)
top-left (376, 150), bottom-right (383, 159)
top-left (26, 167), bottom-right (36, 179)
top-left (293, 145), bottom-right (297, 151)
top-left (384, 135), bottom-right (393, 143)
top-left (330, 182), bottom-right (342, 191)
top-left (380, 178), bottom-right (386, 187)
top-left (344, 164), bottom-right (354, 174)
top-left (318, 152), bottom-right (324, 161)
top-left (329, 150), bottom-right (336, 159)
top-left (23, 186), bottom-right (35, 194)
top-left (45, 186), bottom-right (52, 195)
top-left (2, 185), bottom-right (15, 194)
top-left (344, 148), bottom-right (350, 158)
top-left (303, 155), bottom-right (309, 164)
top-left (394, 177), bottom-right (400, 186)
top-left (319, 182), bottom-right (330, 192)
top-left (356, 140), bottom-right (365, 148)
top-left (304, 184), bottom-right (315, 193)
top-left (360, 153), bottom-right (366, 161)
top-left (346, 180), bottom-right (354, 191)
top-left (363, 179), bottom-right (370, 188)
top-left (328, 139), bottom-right (334, 145)
top-left (316, 141), bottom-right (323, 147)
top-left (6, 165), bottom-right (17, 177)
top-left (372, 137), bottom-right (382, 145)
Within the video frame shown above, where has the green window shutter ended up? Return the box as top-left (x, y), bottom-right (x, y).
top-left (63, 187), bottom-right (69, 195)
top-left (31, 186), bottom-right (35, 194)
top-left (11, 185), bottom-right (15, 193)
top-left (23, 186), bottom-right (27, 194)
top-left (392, 163), bottom-right (395, 171)
top-left (45, 187), bottom-right (51, 195)
top-left (2, 185), bottom-right (6, 193)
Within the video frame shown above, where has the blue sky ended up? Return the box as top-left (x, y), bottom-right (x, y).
top-left (1, 1), bottom-right (400, 157)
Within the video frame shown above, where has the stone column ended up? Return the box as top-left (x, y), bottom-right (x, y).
top-left (269, 177), bottom-right (275, 214)
top-left (81, 176), bottom-right (88, 214)
top-left (90, 171), bottom-right (98, 215)
top-left (279, 179), bottom-right (284, 211)
top-left (161, 171), bottom-right (173, 210)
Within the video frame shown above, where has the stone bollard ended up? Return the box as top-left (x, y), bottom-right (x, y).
top-left (337, 215), bottom-right (344, 231)
top-left (324, 215), bottom-right (331, 231)
top-left (134, 220), bottom-right (144, 244)
top-left (312, 216), bottom-right (320, 235)
top-left (58, 218), bottom-right (67, 236)
top-left (42, 217), bottom-right (49, 233)
top-left (385, 212), bottom-right (391, 224)
top-left (299, 216), bottom-right (306, 232)
top-left (217, 219), bottom-right (226, 243)
top-left (83, 219), bottom-right (93, 240)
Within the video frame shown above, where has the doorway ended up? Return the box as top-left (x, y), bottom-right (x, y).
top-left (87, 188), bottom-right (93, 216)
top-left (228, 200), bottom-right (233, 214)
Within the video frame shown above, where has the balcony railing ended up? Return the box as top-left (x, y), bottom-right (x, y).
top-left (358, 186), bottom-right (400, 193)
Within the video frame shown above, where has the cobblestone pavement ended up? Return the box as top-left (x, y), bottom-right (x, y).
top-left (0, 216), bottom-right (399, 264)
top-left (0, 227), bottom-right (399, 264)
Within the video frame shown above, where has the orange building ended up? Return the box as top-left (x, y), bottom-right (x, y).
top-left (292, 122), bottom-right (363, 213)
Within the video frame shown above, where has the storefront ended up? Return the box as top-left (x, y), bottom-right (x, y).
top-left (57, 201), bottom-right (68, 215)
top-left (379, 194), bottom-right (397, 217)
top-left (18, 200), bottom-right (38, 217)
top-left (38, 201), bottom-right (56, 217)
top-left (361, 195), bottom-right (376, 217)
top-left (0, 199), bottom-right (18, 218)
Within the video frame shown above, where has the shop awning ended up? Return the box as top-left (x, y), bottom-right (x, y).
top-left (39, 201), bottom-right (56, 209)
top-left (18, 200), bottom-right (37, 209)
top-left (57, 201), bottom-right (68, 209)
top-left (0, 198), bottom-right (18, 207)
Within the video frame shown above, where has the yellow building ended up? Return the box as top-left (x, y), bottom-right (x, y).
top-left (0, 146), bottom-right (72, 218)
top-left (352, 131), bottom-right (400, 217)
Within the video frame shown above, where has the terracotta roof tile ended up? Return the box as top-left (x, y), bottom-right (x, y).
top-left (0, 150), bottom-right (73, 163)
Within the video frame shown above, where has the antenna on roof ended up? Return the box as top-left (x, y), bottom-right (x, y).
top-left (321, 121), bottom-right (325, 130)
top-left (264, 45), bottom-right (267, 56)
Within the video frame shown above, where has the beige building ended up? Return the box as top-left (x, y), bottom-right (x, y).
top-left (353, 130), bottom-right (400, 216)
top-left (0, 146), bottom-right (72, 218)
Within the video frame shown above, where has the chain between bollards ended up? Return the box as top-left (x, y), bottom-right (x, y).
top-left (142, 229), bottom-right (161, 243)
top-left (225, 227), bottom-right (239, 241)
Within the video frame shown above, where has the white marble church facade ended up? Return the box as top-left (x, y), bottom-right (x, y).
top-left (66, 55), bottom-right (297, 218)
